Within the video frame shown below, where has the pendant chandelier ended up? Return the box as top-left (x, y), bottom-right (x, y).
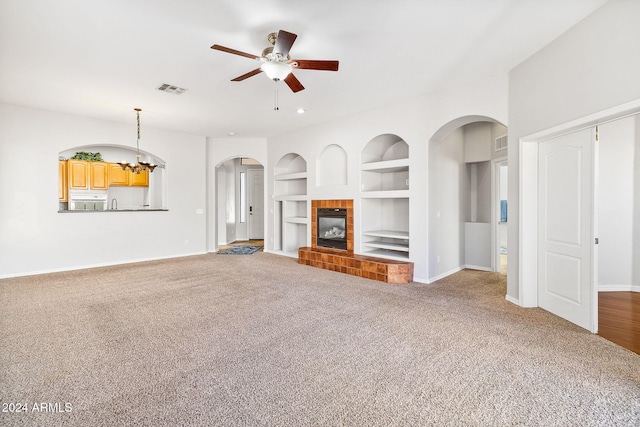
top-left (118, 108), bottom-right (157, 173)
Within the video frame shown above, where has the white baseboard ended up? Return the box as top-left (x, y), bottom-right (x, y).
top-left (465, 264), bottom-right (492, 272)
top-left (427, 266), bottom-right (464, 284)
top-left (599, 284), bottom-right (640, 292)
top-left (505, 295), bottom-right (520, 306)
top-left (0, 251), bottom-right (208, 279)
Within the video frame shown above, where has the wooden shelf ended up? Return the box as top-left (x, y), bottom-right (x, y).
top-left (274, 153), bottom-right (308, 255)
top-left (359, 248), bottom-right (410, 260)
top-left (284, 216), bottom-right (308, 224)
top-left (360, 137), bottom-right (410, 261)
top-left (362, 230), bottom-right (409, 239)
top-left (362, 241), bottom-right (409, 252)
top-left (360, 158), bottom-right (409, 172)
top-left (274, 171), bottom-right (308, 181)
top-left (360, 190), bottom-right (409, 199)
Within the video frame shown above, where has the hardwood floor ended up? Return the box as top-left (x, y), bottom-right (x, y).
top-left (598, 292), bottom-right (640, 355)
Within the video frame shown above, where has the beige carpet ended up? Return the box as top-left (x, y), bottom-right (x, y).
top-left (1, 253), bottom-right (638, 426)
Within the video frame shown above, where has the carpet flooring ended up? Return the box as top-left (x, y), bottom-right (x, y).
top-left (1, 253), bottom-right (638, 426)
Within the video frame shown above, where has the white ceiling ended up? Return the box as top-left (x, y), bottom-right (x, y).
top-left (0, 0), bottom-right (609, 139)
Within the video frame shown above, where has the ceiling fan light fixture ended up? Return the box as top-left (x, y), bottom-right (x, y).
top-left (261, 61), bottom-right (292, 81)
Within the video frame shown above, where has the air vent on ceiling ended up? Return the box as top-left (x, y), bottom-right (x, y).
top-left (157, 83), bottom-right (187, 94)
top-left (495, 134), bottom-right (508, 152)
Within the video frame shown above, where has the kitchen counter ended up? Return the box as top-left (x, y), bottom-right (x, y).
top-left (58, 209), bottom-right (168, 213)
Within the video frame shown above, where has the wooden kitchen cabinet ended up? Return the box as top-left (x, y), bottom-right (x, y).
top-left (67, 160), bottom-right (108, 190)
top-left (107, 163), bottom-right (148, 187)
top-left (130, 169), bottom-right (149, 187)
top-left (65, 160), bottom-right (148, 193)
top-left (67, 160), bottom-right (89, 189)
top-left (58, 160), bottom-right (68, 201)
top-left (90, 162), bottom-right (109, 190)
top-left (108, 163), bottom-right (129, 186)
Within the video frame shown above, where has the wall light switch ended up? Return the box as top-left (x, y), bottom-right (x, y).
top-left (196, 209), bottom-right (204, 214)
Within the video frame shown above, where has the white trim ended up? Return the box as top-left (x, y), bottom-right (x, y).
top-left (491, 157), bottom-right (508, 273)
top-left (518, 98), bottom-right (640, 319)
top-left (0, 251), bottom-right (208, 279)
top-left (505, 295), bottom-right (520, 305)
top-left (599, 284), bottom-right (633, 292)
top-left (518, 140), bottom-right (538, 308)
top-left (427, 266), bottom-right (464, 284)
top-left (267, 249), bottom-right (299, 259)
top-left (465, 265), bottom-right (492, 272)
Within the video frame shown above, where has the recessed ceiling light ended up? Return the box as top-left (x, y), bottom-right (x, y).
top-left (296, 108), bottom-right (306, 114)
top-left (228, 131), bottom-right (236, 136)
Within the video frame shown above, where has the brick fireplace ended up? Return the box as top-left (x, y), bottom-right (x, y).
top-left (311, 199), bottom-right (354, 252)
top-left (299, 199), bottom-right (413, 284)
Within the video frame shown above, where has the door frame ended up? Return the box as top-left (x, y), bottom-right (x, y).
top-left (518, 99), bottom-right (640, 331)
top-left (491, 156), bottom-right (508, 273)
top-left (247, 168), bottom-right (264, 240)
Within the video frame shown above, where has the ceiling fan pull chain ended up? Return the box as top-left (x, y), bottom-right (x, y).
top-left (274, 88), bottom-right (279, 111)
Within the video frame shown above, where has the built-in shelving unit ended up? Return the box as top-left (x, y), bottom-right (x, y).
top-left (274, 153), bottom-right (308, 258)
top-left (360, 135), bottom-right (410, 260)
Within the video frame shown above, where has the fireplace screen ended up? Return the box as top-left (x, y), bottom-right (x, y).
top-left (317, 208), bottom-right (347, 250)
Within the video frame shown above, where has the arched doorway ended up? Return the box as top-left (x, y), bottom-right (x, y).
top-left (214, 157), bottom-right (264, 251)
top-left (427, 115), bottom-right (507, 283)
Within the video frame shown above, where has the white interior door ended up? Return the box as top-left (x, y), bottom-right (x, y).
top-left (538, 127), bottom-right (595, 331)
top-left (248, 169), bottom-right (264, 239)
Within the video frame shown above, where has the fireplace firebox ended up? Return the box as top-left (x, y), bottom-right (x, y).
top-left (316, 208), bottom-right (347, 250)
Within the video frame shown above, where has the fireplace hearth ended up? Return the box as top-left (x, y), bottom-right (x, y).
top-left (301, 199), bottom-right (413, 284)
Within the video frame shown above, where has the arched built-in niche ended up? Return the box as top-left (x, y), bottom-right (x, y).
top-left (316, 144), bottom-right (347, 187)
top-left (58, 144), bottom-right (166, 211)
top-left (359, 134), bottom-right (410, 260)
top-left (427, 116), bottom-right (507, 282)
top-left (273, 153), bottom-right (308, 257)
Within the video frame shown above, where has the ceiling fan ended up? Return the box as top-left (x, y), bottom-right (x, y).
top-left (211, 30), bottom-right (339, 93)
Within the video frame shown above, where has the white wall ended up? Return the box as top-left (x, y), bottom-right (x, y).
top-left (464, 122), bottom-right (492, 163)
top-left (598, 115), bottom-right (636, 290)
top-left (216, 165), bottom-right (228, 245)
top-left (508, 0), bottom-right (640, 301)
top-left (0, 104), bottom-right (207, 277)
top-left (429, 128), bottom-right (467, 280)
top-left (224, 160), bottom-right (236, 244)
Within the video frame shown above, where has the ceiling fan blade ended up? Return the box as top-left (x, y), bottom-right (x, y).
top-left (211, 44), bottom-right (260, 60)
top-left (231, 68), bottom-right (263, 81)
top-left (273, 30), bottom-right (297, 57)
top-left (291, 60), bottom-right (339, 71)
top-left (284, 73), bottom-right (305, 93)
